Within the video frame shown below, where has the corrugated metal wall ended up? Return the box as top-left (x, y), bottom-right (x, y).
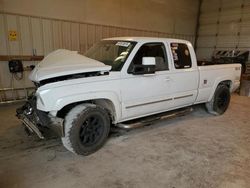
top-left (196, 0), bottom-right (250, 60)
top-left (0, 12), bottom-right (196, 102)
top-left (1, 12), bottom-right (196, 56)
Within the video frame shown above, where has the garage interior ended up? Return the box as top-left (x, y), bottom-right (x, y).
top-left (0, 0), bottom-right (250, 187)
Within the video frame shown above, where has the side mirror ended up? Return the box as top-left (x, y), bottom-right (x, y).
top-left (132, 57), bottom-right (156, 75)
top-left (142, 57), bottom-right (156, 66)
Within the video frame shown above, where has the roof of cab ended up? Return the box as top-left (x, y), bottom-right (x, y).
top-left (103, 37), bottom-right (191, 44)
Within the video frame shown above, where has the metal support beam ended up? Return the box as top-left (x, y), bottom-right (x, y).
top-left (194, 0), bottom-right (203, 51)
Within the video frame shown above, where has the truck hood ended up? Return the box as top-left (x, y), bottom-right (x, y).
top-left (29, 49), bottom-right (111, 82)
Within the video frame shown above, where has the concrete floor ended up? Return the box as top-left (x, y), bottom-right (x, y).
top-left (0, 95), bottom-right (249, 188)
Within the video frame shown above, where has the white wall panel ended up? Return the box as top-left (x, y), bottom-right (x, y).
top-left (198, 24), bottom-right (217, 36)
top-left (108, 27), bottom-right (116, 38)
top-left (216, 36), bottom-right (238, 48)
top-left (244, 0), bottom-right (250, 6)
top-left (95, 25), bottom-right (103, 43)
top-left (71, 23), bottom-right (80, 51)
top-left (6, 14), bottom-right (20, 55)
top-left (42, 19), bottom-right (53, 55)
top-left (101, 26), bottom-right (109, 39)
top-left (221, 0), bottom-right (242, 9)
top-left (196, 48), bottom-right (214, 60)
top-left (61, 22), bottom-right (71, 50)
top-left (19, 16), bottom-right (32, 55)
top-left (218, 22), bottom-right (239, 35)
top-left (2, 0), bottom-right (199, 35)
top-left (197, 36), bottom-right (216, 48)
top-left (219, 8), bottom-right (242, 22)
top-left (201, 0), bottom-right (221, 12)
top-left (242, 6), bottom-right (250, 20)
top-left (116, 28), bottom-right (124, 37)
top-left (175, 19), bottom-right (197, 35)
top-left (200, 12), bottom-right (219, 25)
top-left (52, 20), bottom-right (63, 50)
top-left (87, 24), bottom-right (95, 49)
top-left (79, 24), bottom-right (87, 53)
top-left (0, 14), bottom-right (8, 55)
top-left (196, 0), bottom-right (250, 60)
top-left (30, 17), bottom-right (43, 55)
top-left (1, 11), bottom-right (197, 56)
top-left (238, 36), bottom-right (250, 48)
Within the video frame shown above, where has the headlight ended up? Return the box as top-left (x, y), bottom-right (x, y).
top-left (24, 103), bottom-right (34, 115)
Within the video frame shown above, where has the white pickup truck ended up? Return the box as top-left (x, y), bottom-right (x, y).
top-left (16, 37), bottom-right (241, 155)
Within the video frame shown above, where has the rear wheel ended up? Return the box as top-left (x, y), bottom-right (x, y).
top-left (206, 84), bottom-right (231, 115)
top-left (62, 104), bottom-right (110, 155)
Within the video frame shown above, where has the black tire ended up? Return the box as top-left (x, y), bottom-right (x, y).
top-left (62, 104), bottom-right (110, 155)
top-left (205, 84), bottom-right (231, 115)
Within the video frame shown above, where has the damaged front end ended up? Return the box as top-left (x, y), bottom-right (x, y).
top-left (16, 49), bottom-right (112, 139)
top-left (16, 94), bottom-right (64, 139)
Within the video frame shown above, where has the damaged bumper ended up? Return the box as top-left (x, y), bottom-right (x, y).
top-left (16, 97), bottom-right (64, 139)
top-left (17, 113), bottom-right (45, 139)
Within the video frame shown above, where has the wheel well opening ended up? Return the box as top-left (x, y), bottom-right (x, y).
top-left (57, 99), bottom-right (116, 123)
top-left (57, 101), bottom-right (90, 119)
top-left (92, 99), bottom-right (116, 124)
top-left (219, 80), bottom-right (232, 89)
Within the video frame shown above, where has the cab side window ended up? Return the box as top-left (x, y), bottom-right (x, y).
top-left (171, 43), bottom-right (192, 69)
top-left (128, 43), bottom-right (168, 72)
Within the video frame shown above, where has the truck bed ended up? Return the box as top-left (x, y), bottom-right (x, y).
top-left (195, 63), bottom-right (241, 104)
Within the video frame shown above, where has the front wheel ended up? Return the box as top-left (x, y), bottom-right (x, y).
top-left (62, 104), bottom-right (110, 155)
top-left (206, 84), bottom-right (231, 115)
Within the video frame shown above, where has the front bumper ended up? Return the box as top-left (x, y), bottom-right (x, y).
top-left (17, 113), bottom-right (45, 139)
top-left (16, 98), bottom-right (64, 139)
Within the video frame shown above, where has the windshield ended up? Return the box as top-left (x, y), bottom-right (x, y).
top-left (85, 40), bottom-right (136, 71)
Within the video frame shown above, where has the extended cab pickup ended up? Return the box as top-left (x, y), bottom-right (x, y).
top-left (16, 37), bottom-right (241, 155)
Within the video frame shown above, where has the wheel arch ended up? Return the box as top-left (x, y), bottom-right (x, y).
top-left (208, 78), bottom-right (233, 101)
top-left (57, 98), bottom-right (119, 124)
top-left (218, 80), bottom-right (233, 89)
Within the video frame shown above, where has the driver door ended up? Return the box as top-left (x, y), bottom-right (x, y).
top-left (120, 42), bottom-right (172, 121)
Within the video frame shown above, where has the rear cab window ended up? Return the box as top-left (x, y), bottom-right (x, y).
top-left (170, 43), bottom-right (192, 69)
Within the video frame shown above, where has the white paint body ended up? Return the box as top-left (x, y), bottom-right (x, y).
top-left (30, 37), bottom-right (241, 123)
